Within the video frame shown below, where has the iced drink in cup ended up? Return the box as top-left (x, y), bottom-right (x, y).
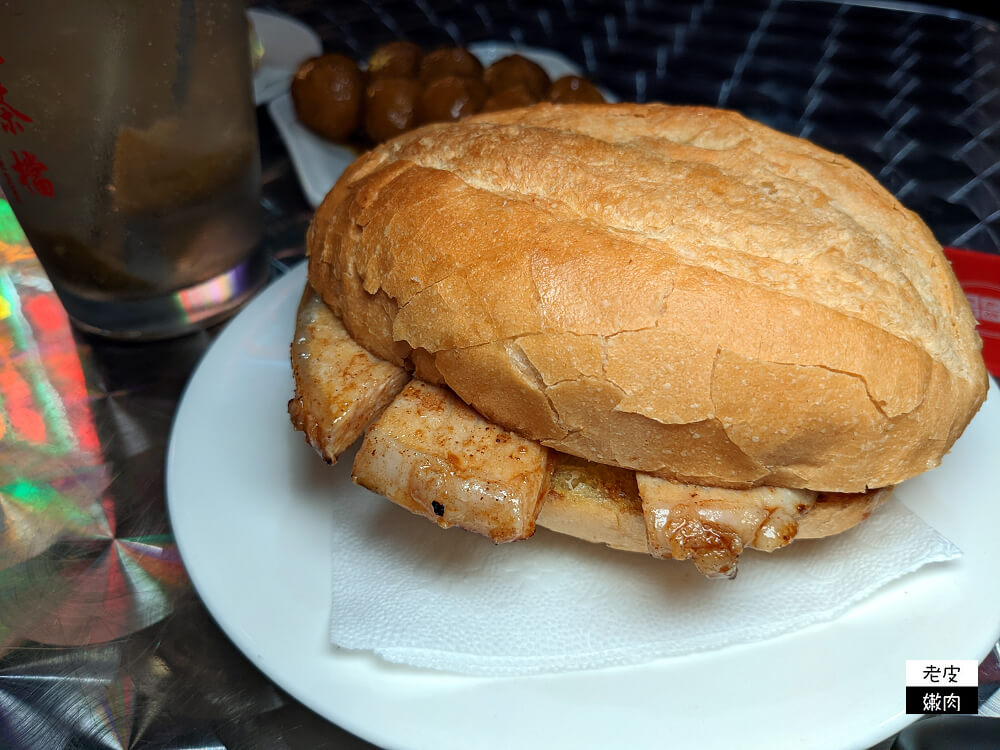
top-left (0, 0), bottom-right (269, 338)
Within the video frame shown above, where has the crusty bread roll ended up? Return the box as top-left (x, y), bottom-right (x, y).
top-left (289, 286), bottom-right (893, 561)
top-left (307, 103), bottom-right (987, 492)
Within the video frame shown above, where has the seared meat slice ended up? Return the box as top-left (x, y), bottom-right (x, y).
top-left (352, 380), bottom-right (549, 543)
top-left (289, 290), bottom-right (409, 464)
top-left (637, 475), bottom-right (816, 579)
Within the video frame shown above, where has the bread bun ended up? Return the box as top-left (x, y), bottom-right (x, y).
top-left (307, 103), bottom-right (987, 492)
top-left (290, 285), bottom-right (893, 558)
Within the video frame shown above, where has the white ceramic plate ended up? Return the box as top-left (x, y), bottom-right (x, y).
top-left (249, 9), bottom-right (322, 106)
top-left (167, 262), bottom-right (1000, 750)
top-left (268, 42), bottom-right (616, 207)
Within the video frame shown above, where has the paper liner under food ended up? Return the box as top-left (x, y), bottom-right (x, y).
top-left (328, 471), bottom-right (960, 677)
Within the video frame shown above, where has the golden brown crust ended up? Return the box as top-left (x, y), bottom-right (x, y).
top-left (307, 102), bottom-right (987, 491)
top-left (799, 488), bottom-right (894, 539)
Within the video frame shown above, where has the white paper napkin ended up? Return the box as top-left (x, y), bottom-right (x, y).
top-left (329, 475), bottom-right (960, 677)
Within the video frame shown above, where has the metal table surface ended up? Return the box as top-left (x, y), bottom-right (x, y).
top-left (1, 0), bottom-right (999, 747)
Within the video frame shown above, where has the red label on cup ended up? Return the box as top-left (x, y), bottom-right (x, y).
top-left (0, 54), bottom-right (50, 202)
top-left (7, 150), bottom-right (52, 197)
top-left (944, 246), bottom-right (1000, 377)
top-left (0, 56), bottom-right (33, 136)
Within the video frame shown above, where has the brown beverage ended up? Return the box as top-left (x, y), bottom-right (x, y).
top-left (0, 0), bottom-right (268, 338)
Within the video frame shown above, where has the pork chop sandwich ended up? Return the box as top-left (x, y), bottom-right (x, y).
top-left (289, 103), bottom-right (988, 578)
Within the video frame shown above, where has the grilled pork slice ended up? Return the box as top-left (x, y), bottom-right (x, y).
top-left (540, 466), bottom-right (892, 571)
top-left (288, 291), bottom-right (410, 464)
top-left (352, 380), bottom-right (549, 543)
top-left (636, 476), bottom-right (816, 579)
